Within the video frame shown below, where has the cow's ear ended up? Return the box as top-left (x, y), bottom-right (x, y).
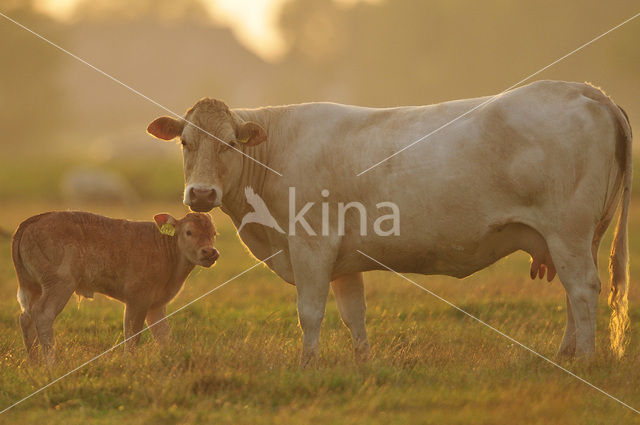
top-left (147, 117), bottom-right (184, 141)
top-left (236, 121), bottom-right (267, 146)
top-left (154, 213), bottom-right (178, 236)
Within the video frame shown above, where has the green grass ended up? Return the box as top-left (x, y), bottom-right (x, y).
top-left (0, 196), bottom-right (640, 424)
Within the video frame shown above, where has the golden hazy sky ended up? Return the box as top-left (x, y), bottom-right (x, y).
top-left (32, 0), bottom-right (380, 62)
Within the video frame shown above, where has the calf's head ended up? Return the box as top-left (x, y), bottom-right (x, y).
top-left (154, 213), bottom-right (219, 267)
top-left (147, 98), bottom-right (267, 212)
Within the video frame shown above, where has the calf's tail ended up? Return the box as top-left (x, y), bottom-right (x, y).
top-left (11, 215), bottom-right (46, 315)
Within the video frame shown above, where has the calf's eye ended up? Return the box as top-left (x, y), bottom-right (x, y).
top-left (186, 230), bottom-right (192, 236)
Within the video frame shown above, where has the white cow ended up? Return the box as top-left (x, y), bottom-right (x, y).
top-left (147, 80), bottom-right (632, 365)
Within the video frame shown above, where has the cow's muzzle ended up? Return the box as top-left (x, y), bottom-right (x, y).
top-left (187, 187), bottom-right (218, 212)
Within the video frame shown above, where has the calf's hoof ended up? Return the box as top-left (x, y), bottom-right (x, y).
top-left (354, 343), bottom-right (371, 363)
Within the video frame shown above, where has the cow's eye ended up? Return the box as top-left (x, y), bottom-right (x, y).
top-left (186, 230), bottom-right (192, 236)
top-left (181, 139), bottom-right (187, 147)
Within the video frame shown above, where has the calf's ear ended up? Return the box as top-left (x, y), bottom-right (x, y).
top-left (154, 213), bottom-right (178, 236)
top-left (147, 117), bottom-right (184, 141)
top-left (236, 121), bottom-right (267, 146)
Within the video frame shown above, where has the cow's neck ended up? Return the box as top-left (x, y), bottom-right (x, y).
top-left (221, 108), bottom-right (277, 224)
top-left (218, 107), bottom-right (289, 263)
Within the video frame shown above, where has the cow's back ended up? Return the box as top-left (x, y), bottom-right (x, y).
top-left (238, 81), bottom-right (625, 280)
top-left (350, 81), bottom-right (624, 276)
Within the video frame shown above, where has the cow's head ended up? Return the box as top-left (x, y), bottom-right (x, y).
top-left (147, 98), bottom-right (267, 212)
top-left (153, 212), bottom-right (219, 267)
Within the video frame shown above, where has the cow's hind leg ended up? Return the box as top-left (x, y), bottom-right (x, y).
top-left (547, 236), bottom-right (600, 359)
top-left (557, 216), bottom-right (610, 359)
top-left (557, 294), bottom-right (576, 359)
top-left (331, 272), bottom-right (370, 361)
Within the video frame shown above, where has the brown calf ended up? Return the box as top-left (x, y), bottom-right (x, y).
top-left (11, 211), bottom-right (218, 360)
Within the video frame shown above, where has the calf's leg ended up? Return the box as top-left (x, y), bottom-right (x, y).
top-left (19, 311), bottom-right (38, 361)
top-left (124, 303), bottom-right (149, 351)
top-left (146, 306), bottom-right (171, 344)
top-left (331, 272), bottom-right (370, 361)
top-left (33, 277), bottom-right (75, 363)
top-left (17, 282), bottom-right (40, 361)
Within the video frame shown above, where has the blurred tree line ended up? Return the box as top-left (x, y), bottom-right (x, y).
top-left (277, 0), bottom-right (639, 106)
top-left (0, 0), bottom-right (67, 154)
top-left (0, 0), bottom-right (638, 158)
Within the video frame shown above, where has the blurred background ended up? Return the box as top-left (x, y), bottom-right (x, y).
top-left (0, 0), bottom-right (638, 206)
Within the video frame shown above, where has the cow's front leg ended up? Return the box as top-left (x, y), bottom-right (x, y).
top-left (331, 272), bottom-right (369, 361)
top-left (290, 240), bottom-right (334, 367)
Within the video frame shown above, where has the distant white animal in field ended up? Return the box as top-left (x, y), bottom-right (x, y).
top-left (237, 186), bottom-right (285, 234)
top-left (61, 167), bottom-right (138, 204)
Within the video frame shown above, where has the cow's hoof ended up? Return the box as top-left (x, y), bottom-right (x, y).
top-left (572, 349), bottom-right (596, 365)
top-left (299, 350), bottom-right (318, 368)
top-left (556, 345), bottom-right (576, 361)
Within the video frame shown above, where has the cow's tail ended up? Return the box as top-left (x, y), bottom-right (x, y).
top-left (11, 214), bottom-right (46, 316)
top-left (608, 104), bottom-right (633, 358)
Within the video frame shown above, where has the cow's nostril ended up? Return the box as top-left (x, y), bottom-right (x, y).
top-left (191, 188), bottom-right (216, 202)
top-left (188, 188), bottom-right (217, 211)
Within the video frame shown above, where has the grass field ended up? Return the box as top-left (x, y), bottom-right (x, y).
top-left (1, 191), bottom-right (640, 423)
